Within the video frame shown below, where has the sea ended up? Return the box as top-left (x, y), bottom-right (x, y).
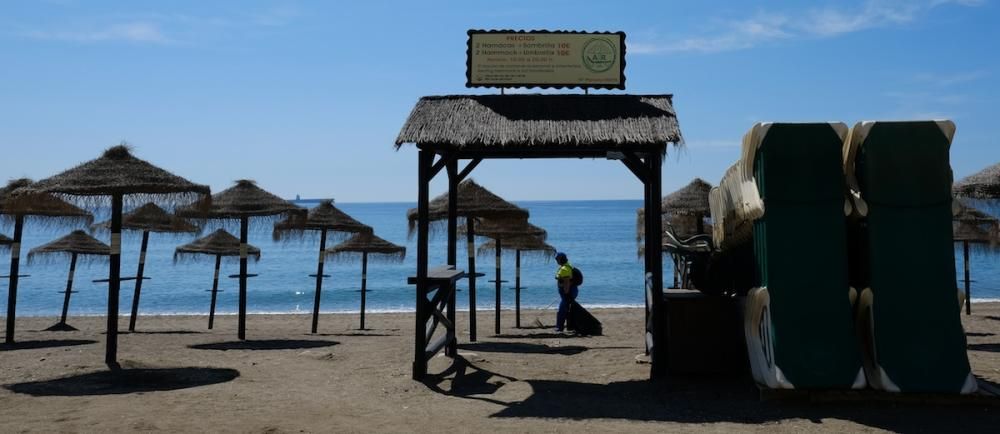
top-left (2, 200), bottom-right (999, 318)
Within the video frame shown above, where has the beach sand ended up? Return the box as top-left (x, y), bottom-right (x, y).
top-left (2, 305), bottom-right (999, 433)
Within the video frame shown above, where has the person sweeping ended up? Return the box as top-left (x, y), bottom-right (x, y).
top-left (554, 252), bottom-right (579, 332)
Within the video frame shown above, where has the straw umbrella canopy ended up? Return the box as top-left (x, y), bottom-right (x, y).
top-left (176, 179), bottom-right (304, 340)
top-left (326, 232), bottom-right (405, 330)
top-left (463, 218), bottom-right (546, 333)
top-left (477, 234), bottom-right (555, 328)
top-left (0, 233), bottom-right (12, 250)
top-left (92, 203), bottom-right (199, 332)
top-left (274, 200), bottom-right (372, 333)
top-left (637, 178), bottom-right (713, 241)
top-left (406, 178), bottom-right (527, 341)
top-left (11, 144), bottom-right (210, 368)
top-left (954, 162), bottom-right (1000, 201)
top-left (175, 229), bottom-right (260, 329)
top-left (27, 230), bottom-right (111, 331)
top-left (1, 178), bottom-right (93, 345)
top-left (953, 202), bottom-right (1000, 315)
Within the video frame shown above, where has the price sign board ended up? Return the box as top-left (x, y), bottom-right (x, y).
top-left (466, 30), bottom-right (626, 89)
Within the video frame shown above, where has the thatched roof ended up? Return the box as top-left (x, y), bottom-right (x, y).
top-left (92, 202), bottom-right (198, 234)
top-left (273, 200), bottom-right (371, 241)
top-left (0, 179), bottom-right (93, 224)
top-left (325, 233), bottom-right (405, 263)
top-left (461, 219), bottom-right (547, 241)
top-left (177, 179), bottom-right (303, 220)
top-left (477, 236), bottom-right (556, 260)
top-left (395, 95), bottom-right (683, 151)
top-left (0, 233), bottom-right (12, 250)
top-left (954, 202), bottom-right (1000, 249)
top-left (406, 179), bottom-right (528, 235)
top-left (954, 162), bottom-right (1000, 200)
top-left (174, 229), bottom-right (260, 262)
top-left (27, 230), bottom-right (110, 264)
top-left (662, 178), bottom-right (713, 215)
top-left (15, 145), bottom-right (209, 206)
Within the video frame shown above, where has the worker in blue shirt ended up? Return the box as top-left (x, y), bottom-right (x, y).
top-left (554, 252), bottom-right (578, 332)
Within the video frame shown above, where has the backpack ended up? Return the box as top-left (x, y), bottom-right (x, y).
top-left (571, 266), bottom-right (584, 287)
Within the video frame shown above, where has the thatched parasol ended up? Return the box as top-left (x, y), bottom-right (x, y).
top-left (477, 234), bottom-right (555, 328)
top-left (93, 202), bottom-right (199, 332)
top-left (12, 144), bottom-right (210, 368)
top-left (637, 178), bottom-right (713, 240)
top-left (273, 200), bottom-right (371, 334)
top-left (462, 218), bottom-right (546, 333)
top-left (176, 179), bottom-right (303, 339)
top-left (406, 178), bottom-right (527, 341)
top-left (326, 232), bottom-right (405, 330)
top-left (953, 201), bottom-right (1000, 315)
top-left (954, 162), bottom-right (1000, 201)
top-left (27, 230), bottom-right (111, 331)
top-left (0, 233), bottom-right (11, 250)
top-left (175, 229), bottom-right (261, 329)
top-left (1, 178), bottom-right (93, 345)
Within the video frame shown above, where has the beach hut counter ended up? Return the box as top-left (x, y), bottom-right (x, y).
top-left (406, 179), bottom-right (528, 342)
top-left (273, 200), bottom-right (371, 334)
top-left (176, 180), bottom-right (304, 341)
top-left (27, 230), bottom-right (111, 331)
top-left (174, 229), bottom-right (261, 329)
top-left (1, 178), bottom-right (94, 344)
top-left (15, 145), bottom-right (210, 369)
top-left (396, 94), bottom-right (682, 380)
top-left (91, 203), bottom-right (199, 332)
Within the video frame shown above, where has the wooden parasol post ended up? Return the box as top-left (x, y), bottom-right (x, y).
top-left (360, 251), bottom-right (368, 330)
top-left (467, 216), bottom-right (477, 342)
top-left (238, 215), bottom-right (249, 340)
top-left (208, 254), bottom-right (222, 329)
top-left (515, 249), bottom-right (522, 328)
top-left (964, 240), bottom-right (971, 315)
top-left (494, 237), bottom-right (501, 335)
top-left (311, 228), bottom-right (328, 334)
top-left (4, 215), bottom-right (24, 344)
top-left (58, 253), bottom-right (79, 326)
top-left (128, 230), bottom-right (151, 332)
top-left (106, 193), bottom-right (123, 369)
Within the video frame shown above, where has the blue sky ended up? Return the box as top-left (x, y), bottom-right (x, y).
top-left (1, 0), bottom-right (997, 202)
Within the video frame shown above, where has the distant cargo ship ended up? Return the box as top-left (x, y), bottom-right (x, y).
top-left (291, 194), bottom-right (334, 204)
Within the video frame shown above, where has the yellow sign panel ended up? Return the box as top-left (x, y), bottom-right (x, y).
top-left (466, 31), bottom-right (625, 89)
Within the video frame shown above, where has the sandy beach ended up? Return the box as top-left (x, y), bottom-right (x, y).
top-left (0, 304), bottom-right (998, 433)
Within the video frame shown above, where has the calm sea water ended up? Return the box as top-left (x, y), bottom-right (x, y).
top-left (2, 200), bottom-right (998, 317)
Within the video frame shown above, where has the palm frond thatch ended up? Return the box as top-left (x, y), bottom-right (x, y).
top-left (0, 233), bottom-right (12, 251)
top-left (395, 94), bottom-right (683, 150)
top-left (954, 202), bottom-right (1000, 254)
top-left (325, 233), bottom-right (405, 263)
top-left (12, 144), bottom-right (210, 208)
top-left (27, 230), bottom-right (110, 264)
top-left (176, 179), bottom-right (304, 223)
top-left (173, 229), bottom-right (260, 263)
top-left (406, 179), bottom-right (528, 236)
top-left (272, 200), bottom-right (371, 241)
top-left (477, 236), bottom-right (556, 261)
top-left (954, 162), bottom-right (1000, 200)
top-left (92, 202), bottom-right (198, 234)
top-left (0, 178), bottom-right (93, 227)
top-left (636, 178), bottom-right (714, 242)
top-left (461, 218), bottom-right (546, 241)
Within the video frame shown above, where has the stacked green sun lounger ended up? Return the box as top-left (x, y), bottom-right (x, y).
top-left (846, 120), bottom-right (976, 394)
top-left (736, 122), bottom-right (866, 389)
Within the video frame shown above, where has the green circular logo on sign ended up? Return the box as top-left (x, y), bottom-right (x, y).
top-left (582, 38), bottom-right (616, 73)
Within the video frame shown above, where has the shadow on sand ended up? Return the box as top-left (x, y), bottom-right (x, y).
top-left (459, 342), bottom-right (587, 356)
top-left (0, 339), bottom-right (97, 351)
top-left (119, 330), bottom-right (203, 335)
top-left (422, 356), bottom-right (1000, 432)
top-left (189, 339), bottom-right (339, 351)
top-left (4, 367), bottom-right (239, 396)
top-left (496, 332), bottom-right (588, 340)
top-left (967, 332), bottom-right (996, 337)
top-left (968, 343), bottom-right (1000, 353)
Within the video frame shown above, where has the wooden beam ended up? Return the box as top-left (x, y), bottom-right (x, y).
top-left (413, 149), bottom-right (432, 380)
top-left (622, 152), bottom-right (648, 183)
top-left (429, 153), bottom-right (454, 179)
top-left (457, 158), bottom-right (483, 181)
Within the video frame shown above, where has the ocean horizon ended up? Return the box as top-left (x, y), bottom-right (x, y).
top-left (3, 199), bottom-right (998, 318)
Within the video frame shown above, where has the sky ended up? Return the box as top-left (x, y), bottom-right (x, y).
top-left (0, 0), bottom-right (997, 202)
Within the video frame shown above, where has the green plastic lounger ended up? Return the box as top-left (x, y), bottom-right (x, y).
top-left (845, 120), bottom-right (976, 394)
top-left (740, 122), bottom-right (866, 390)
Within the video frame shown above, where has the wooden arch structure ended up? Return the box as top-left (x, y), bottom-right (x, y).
top-left (396, 94), bottom-right (683, 380)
